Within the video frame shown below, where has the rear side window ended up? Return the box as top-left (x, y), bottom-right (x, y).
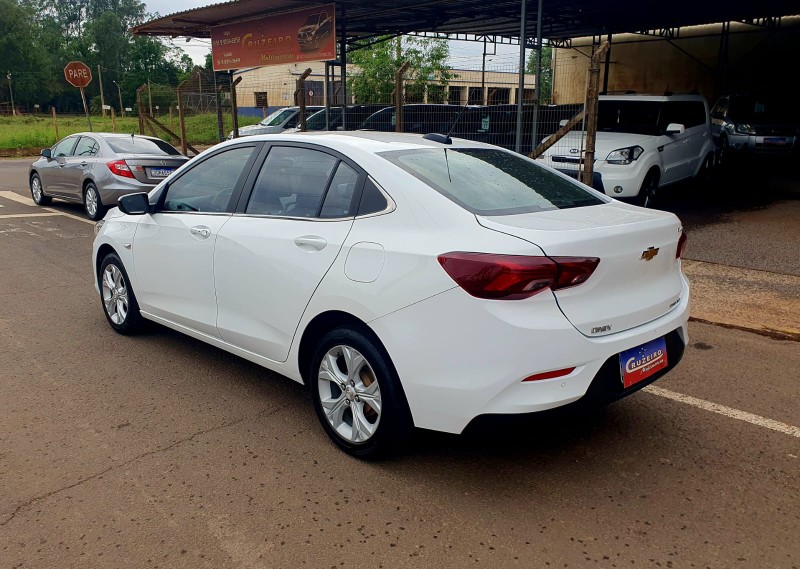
top-left (357, 178), bottom-right (389, 215)
top-left (662, 101), bottom-right (707, 129)
top-left (106, 137), bottom-right (181, 156)
top-left (380, 148), bottom-right (604, 215)
top-left (246, 146), bottom-right (338, 217)
top-left (320, 162), bottom-right (359, 218)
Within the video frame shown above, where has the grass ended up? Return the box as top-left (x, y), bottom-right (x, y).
top-left (0, 113), bottom-right (263, 151)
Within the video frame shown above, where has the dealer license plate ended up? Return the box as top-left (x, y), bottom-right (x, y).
top-left (150, 167), bottom-right (174, 178)
top-left (619, 337), bottom-right (668, 389)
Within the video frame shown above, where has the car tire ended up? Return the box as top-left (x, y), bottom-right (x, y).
top-left (99, 253), bottom-right (145, 335)
top-left (30, 173), bottom-right (52, 206)
top-left (696, 153), bottom-right (714, 184)
top-left (635, 170), bottom-right (659, 208)
top-left (717, 135), bottom-right (729, 166)
top-left (310, 327), bottom-right (413, 458)
top-left (84, 182), bottom-right (104, 221)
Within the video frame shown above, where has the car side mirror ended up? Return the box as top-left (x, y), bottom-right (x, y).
top-left (118, 192), bottom-right (150, 215)
top-left (40, 148), bottom-right (52, 159)
top-left (665, 123), bottom-right (685, 135)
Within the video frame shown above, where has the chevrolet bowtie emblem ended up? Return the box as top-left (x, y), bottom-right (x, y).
top-left (641, 246), bottom-right (659, 261)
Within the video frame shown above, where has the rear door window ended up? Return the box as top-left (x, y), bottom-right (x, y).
top-left (74, 137), bottom-right (100, 157)
top-left (381, 148), bottom-right (604, 215)
top-left (246, 146), bottom-right (338, 217)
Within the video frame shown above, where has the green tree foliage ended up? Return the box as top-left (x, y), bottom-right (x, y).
top-left (348, 36), bottom-right (453, 104)
top-left (525, 45), bottom-right (553, 103)
top-left (2, 0), bottom-right (196, 112)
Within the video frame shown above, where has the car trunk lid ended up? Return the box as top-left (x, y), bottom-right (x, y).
top-left (477, 203), bottom-right (685, 337)
top-left (116, 154), bottom-right (188, 184)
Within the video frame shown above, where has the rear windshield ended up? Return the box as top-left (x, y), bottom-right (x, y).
top-left (380, 148), bottom-right (605, 215)
top-left (264, 108), bottom-right (296, 126)
top-left (105, 137), bottom-right (181, 156)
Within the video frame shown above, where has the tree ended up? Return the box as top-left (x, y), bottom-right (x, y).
top-left (525, 44), bottom-right (553, 103)
top-left (348, 36), bottom-right (453, 105)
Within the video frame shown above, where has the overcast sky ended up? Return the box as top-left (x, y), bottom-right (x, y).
top-left (144, 0), bottom-right (524, 71)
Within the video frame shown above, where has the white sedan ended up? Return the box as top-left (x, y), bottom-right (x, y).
top-left (93, 132), bottom-right (690, 457)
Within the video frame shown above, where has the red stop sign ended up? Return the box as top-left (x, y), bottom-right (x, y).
top-left (64, 61), bottom-right (93, 88)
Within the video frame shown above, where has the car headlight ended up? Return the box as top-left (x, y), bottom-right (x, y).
top-left (94, 219), bottom-right (106, 236)
top-left (735, 123), bottom-right (756, 135)
top-left (606, 146), bottom-right (643, 165)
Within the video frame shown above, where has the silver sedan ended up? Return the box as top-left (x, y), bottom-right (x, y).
top-left (29, 133), bottom-right (189, 220)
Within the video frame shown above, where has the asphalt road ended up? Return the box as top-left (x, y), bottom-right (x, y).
top-left (1, 160), bottom-right (798, 568)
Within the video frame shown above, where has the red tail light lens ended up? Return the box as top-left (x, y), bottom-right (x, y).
top-left (676, 231), bottom-right (688, 259)
top-left (107, 160), bottom-right (135, 179)
top-left (437, 252), bottom-right (599, 300)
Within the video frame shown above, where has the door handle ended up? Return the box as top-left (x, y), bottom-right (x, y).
top-left (190, 226), bottom-right (211, 239)
top-left (80, 161), bottom-right (88, 166)
top-left (294, 235), bottom-right (327, 251)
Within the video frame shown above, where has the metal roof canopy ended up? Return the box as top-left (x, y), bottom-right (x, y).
top-left (131, 0), bottom-right (799, 45)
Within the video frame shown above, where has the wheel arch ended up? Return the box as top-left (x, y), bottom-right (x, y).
top-left (95, 243), bottom-right (120, 282)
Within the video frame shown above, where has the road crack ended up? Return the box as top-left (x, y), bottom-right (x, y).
top-left (0, 405), bottom-right (281, 527)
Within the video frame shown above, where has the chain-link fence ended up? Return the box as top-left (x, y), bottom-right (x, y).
top-left (75, 44), bottom-right (600, 161)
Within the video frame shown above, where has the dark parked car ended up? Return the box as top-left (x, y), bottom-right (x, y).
top-left (29, 133), bottom-right (188, 220)
top-left (711, 94), bottom-right (799, 160)
top-left (292, 104), bottom-right (391, 131)
top-left (359, 104), bottom-right (464, 135)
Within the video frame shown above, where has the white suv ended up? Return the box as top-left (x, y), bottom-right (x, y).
top-left (537, 94), bottom-right (716, 207)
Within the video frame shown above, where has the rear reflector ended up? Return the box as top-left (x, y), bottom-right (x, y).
top-left (676, 231), bottom-right (688, 259)
top-left (522, 367), bottom-right (576, 382)
top-left (437, 252), bottom-right (599, 300)
top-left (107, 160), bottom-right (135, 179)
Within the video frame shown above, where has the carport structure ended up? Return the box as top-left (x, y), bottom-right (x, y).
top-left (133, 0), bottom-right (799, 160)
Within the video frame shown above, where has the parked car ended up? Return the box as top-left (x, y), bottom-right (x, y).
top-left (360, 104), bottom-right (463, 134)
top-left (711, 94), bottom-right (799, 160)
top-left (297, 10), bottom-right (333, 51)
top-left (285, 104), bottom-right (391, 132)
top-left (93, 131), bottom-right (690, 457)
top-left (536, 94), bottom-right (716, 207)
top-left (29, 133), bottom-right (188, 220)
top-left (229, 106), bottom-right (324, 139)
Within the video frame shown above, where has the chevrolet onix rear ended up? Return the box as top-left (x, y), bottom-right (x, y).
top-left (92, 132), bottom-right (689, 458)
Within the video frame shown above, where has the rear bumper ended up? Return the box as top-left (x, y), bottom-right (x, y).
top-left (98, 181), bottom-right (154, 207)
top-left (369, 275), bottom-right (690, 434)
top-left (721, 133), bottom-right (798, 155)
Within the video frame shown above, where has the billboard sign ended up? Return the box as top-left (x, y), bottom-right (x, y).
top-left (211, 4), bottom-right (336, 71)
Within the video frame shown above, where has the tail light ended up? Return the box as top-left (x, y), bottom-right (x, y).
top-left (107, 160), bottom-right (135, 179)
top-left (437, 252), bottom-right (599, 300)
top-left (676, 231), bottom-right (688, 259)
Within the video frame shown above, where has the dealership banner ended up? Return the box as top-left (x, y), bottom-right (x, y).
top-left (211, 4), bottom-right (336, 71)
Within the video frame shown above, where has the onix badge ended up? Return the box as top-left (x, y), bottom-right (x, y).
top-left (640, 246), bottom-right (659, 261)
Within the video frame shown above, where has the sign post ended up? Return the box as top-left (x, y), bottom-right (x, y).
top-left (64, 61), bottom-right (93, 131)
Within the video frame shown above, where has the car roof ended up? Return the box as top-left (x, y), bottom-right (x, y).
top-left (226, 131), bottom-right (492, 154)
top-left (61, 132), bottom-right (166, 142)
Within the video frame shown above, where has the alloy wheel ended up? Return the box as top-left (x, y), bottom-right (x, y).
top-left (317, 345), bottom-right (382, 443)
top-left (85, 186), bottom-right (98, 218)
top-left (102, 264), bottom-right (129, 325)
top-left (31, 176), bottom-right (42, 202)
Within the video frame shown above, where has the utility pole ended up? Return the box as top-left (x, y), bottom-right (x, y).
top-left (97, 65), bottom-right (106, 118)
top-left (113, 81), bottom-right (125, 117)
top-left (6, 72), bottom-right (15, 117)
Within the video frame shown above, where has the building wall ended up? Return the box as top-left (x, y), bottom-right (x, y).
top-left (552, 17), bottom-right (800, 105)
top-left (234, 62), bottom-right (535, 109)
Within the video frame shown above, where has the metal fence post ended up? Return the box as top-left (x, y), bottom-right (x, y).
top-left (395, 62), bottom-right (410, 133)
top-left (296, 68), bottom-right (312, 132)
top-left (582, 41), bottom-right (610, 187)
